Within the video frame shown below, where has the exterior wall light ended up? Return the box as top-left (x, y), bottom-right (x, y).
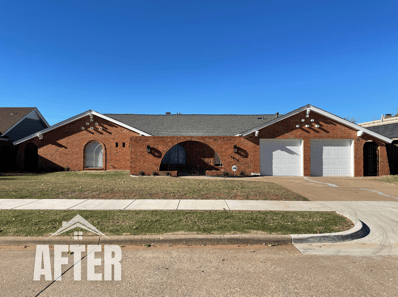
top-left (147, 145), bottom-right (151, 153)
top-left (234, 145), bottom-right (238, 153)
top-left (305, 124), bottom-right (310, 128)
top-left (310, 119), bottom-right (315, 122)
top-left (95, 122), bottom-right (98, 125)
top-left (301, 119), bottom-right (305, 122)
top-left (315, 124), bottom-right (320, 128)
top-left (296, 125), bottom-right (300, 128)
top-left (81, 127), bottom-right (85, 130)
top-left (86, 122), bottom-right (89, 125)
top-left (99, 127), bottom-right (102, 130)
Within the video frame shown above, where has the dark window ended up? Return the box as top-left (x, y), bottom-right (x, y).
top-left (122, 142), bottom-right (125, 147)
top-left (116, 142), bottom-right (118, 147)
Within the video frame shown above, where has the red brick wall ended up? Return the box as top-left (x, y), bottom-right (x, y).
top-left (130, 136), bottom-right (258, 176)
top-left (16, 115), bottom-right (138, 171)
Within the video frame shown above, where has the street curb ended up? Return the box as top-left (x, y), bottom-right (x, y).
top-left (291, 212), bottom-right (367, 244)
top-left (0, 234), bottom-right (292, 246)
top-left (0, 214), bottom-right (366, 246)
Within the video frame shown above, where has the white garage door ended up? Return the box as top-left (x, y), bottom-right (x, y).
top-left (260, 139), bottom-right (303, 176)
top-left (310, 140), bottom-right (353, 176)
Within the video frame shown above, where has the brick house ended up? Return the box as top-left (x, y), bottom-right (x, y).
top-left (0, 107), bottom-right (49, 171)
top-left (13, 104), bottom-right (393, 177)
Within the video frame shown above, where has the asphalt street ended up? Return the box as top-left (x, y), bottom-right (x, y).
top-left (1, 244), bottom-right (398, 297)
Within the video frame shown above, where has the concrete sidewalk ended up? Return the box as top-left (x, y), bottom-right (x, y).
top-left (0, 199), bottom-right (335, 211)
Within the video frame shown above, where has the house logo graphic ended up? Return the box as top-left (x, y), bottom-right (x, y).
top-left (34, 215), bottom-right (121, 282)
top-left (49, 214), bottom-right (107, 240)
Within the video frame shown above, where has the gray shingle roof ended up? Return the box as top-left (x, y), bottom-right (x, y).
top-left (103, 114), bottom-right (278, 136)
top-left (366, 123), bottom-right (398, 139)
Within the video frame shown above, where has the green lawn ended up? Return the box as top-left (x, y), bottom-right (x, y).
top-left (0, 171), bottom-right (307, 201)
top-left (378, 175), bottom-right (398, 185)
top-left (0, 210), bottom-right (352, 236)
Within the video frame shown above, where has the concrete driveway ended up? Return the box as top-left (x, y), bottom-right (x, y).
top-left (264, 176), bottom-right (398, 201)
top-left (294, 201), bottom-right (398, 256)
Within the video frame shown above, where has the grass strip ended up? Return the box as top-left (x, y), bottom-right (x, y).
top-left (0, 210), bottom-right (352, 236)
top-left (0, 171), bottom-right (307, 200)
top-left (378, 175), bottom-right (398, 185)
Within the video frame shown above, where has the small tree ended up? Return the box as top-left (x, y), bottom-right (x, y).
top-left (343, 116), bottom-right (359, 124)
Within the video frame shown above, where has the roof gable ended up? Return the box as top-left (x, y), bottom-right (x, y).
top-left (0, 108), bottom-right (49, 139)
top-left (0, 108), bottom-right (35, 135)
top-left (13, 110), bottom-right (152, 145)
top-left (239, 104), bottom-right (393, 144)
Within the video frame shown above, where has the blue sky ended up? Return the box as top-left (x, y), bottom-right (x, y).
top-left (0, 0), bottom-right (397, 125)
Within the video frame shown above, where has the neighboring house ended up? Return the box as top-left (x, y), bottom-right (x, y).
top-left (0, 108), bottom-right (49, 171)
top-left (359, 115), bottom-right (398, 175)
top-left (13, 104), bottom-right (393, 177)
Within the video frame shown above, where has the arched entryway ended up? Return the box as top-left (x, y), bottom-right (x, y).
top-left (85, 142), bottom-right (104, 169)
top-left (160, 141), bottom-right (222, 175)
top-left (364, 142), bottom-right (378, 176)
top-left (391, 140), bottom-right (398, 175)
top-left (24, 143), bottom-right (38, 172)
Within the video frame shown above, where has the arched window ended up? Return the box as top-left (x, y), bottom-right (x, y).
top-left (363, 142), bottom-right (378, 176)
top-left (85, 142), bottom-right (103, 168)
top-left (161, 144), bottom-right (186, 166)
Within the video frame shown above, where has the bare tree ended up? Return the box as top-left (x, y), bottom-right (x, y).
top-left (343, 116), bottom-right (359, 124)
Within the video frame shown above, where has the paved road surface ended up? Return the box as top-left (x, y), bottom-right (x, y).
top-left (1, 245), bottom-right (397, 297)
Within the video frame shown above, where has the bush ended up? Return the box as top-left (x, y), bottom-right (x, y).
top-left (151, 172), bottom-right (158, 176)
top-left (165, 172), bottom-right (171, 176)
top-left (222, 172), bottom-right (229, 177)
top-left (239, 171), bottom-right (245, 177)
top-left (64, 167), bottom-right (70, 171)
top-left (138, 171), bottom-right (145, 176)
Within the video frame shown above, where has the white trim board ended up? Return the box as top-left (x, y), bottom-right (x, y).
top-left (238, 104), bottom-right (393, 144)
top-left (13, 110), bottom-right (152, 145)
